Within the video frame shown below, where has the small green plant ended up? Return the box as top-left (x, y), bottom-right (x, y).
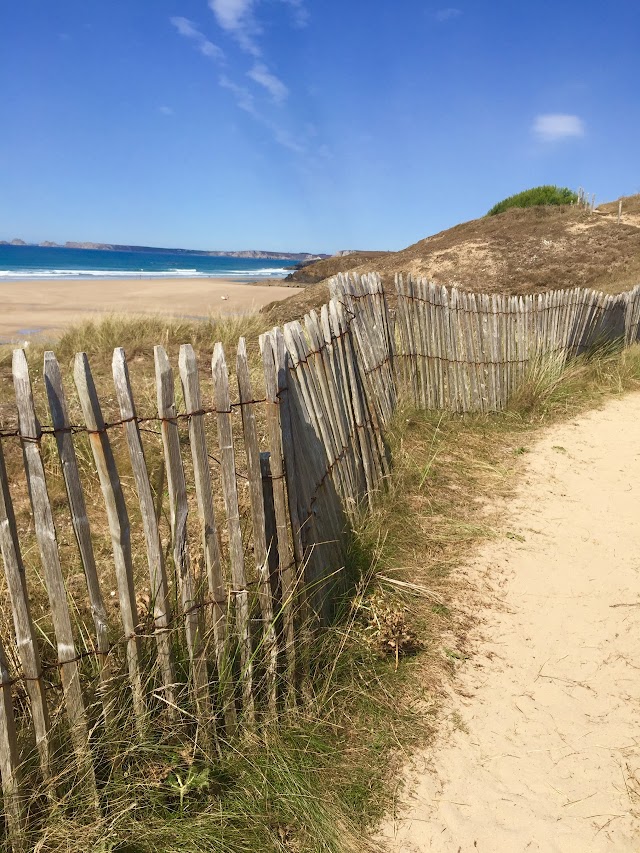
top-left (165, 765), bottom-right (211, 816)
top-left (506, 531), bottom-right (525, 542)
top-left (488, 185), bottom-right (578, 216)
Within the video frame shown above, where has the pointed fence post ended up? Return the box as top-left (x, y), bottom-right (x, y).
top-left (178, 344), bottom-right (237, 735)
top-left (73, 352), bottom-right (147, 737)
top-left (236, 338), bottom-right (278, 718)
top-left (43, 352), bottom-right (114, 724)
top-left (0, 635), bottom-right (25, 851)
top-left (260, 331), bottom-right (297, 706)
top-left (111, 348), bottom-right (177, 715)
top-left (154, 346), bottom-right (216, 748)
top-left (13, 349), bottom-right (98, 805)
top-left (212, 343), bottom-right (254, 724)
top-left (0, 439), bottom-right (52, 785)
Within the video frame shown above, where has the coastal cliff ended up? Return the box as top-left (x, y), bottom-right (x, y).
top-left (1, 239), bottom-right (327, 261)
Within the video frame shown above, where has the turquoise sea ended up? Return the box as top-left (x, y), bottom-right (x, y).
top-left (0, 245), bottom-right (299, 280)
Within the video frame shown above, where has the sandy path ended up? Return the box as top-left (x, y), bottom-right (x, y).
top-left (0, 277), bottom-right (301, 341)
top-left (381, 394), bottom-right (640, 852)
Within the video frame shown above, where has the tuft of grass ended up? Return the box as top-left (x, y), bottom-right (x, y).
top-left (488, 185), bottom-right (578, 216)
top-left (0, 312), bottom-right (268, 388)
top-left (22, 602), bottom-right (423, 853)
top-left (507, 342), bottom-right (640, 419)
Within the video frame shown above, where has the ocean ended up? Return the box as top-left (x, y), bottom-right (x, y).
top-left (0, 245), bottom-right (299, 280)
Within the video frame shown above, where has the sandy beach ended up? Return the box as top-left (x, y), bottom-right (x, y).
top-left (381, 394), bottom-right (640, 851)
top-left (0, 276), bottom-right (301, 342)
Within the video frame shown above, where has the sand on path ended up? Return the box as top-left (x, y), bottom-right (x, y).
top-left (0, 277), bottom-right (301, 341)
top-left (380, 393), bottom-right (640, 852)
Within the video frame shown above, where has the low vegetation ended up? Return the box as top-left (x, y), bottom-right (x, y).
top-left (3, 313), bottom-right (640, 851)
top-left (487, 185), bottom-right (578, 216)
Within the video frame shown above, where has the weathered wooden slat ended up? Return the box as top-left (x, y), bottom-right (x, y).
top-left (259, 331), bottom-right (297, 705)
top-left (316, 305), bottom-right (358, 499)
top-left (477, 293), bottom-right (492, 410)
top-left (349, 287), bottom-right (393, 426)
top-left (490, 295), bottom-right (502, 408)
top-left (433, 283), bottom-right (447, 409)
top-left (283, 321), bottom-right (347, 574)
top-left (391, 276), bottom-right (406, 394)
top-left (327, 300), bottom-right (366, 496)
top-left (0, 634), bottom-right (25, 851)
top-left (236, 338), bottom-right (278, 718)
top-left (392, 276), bottom-right (407, 398)
top-left (13, 349), bottom-right (98, 801)
top-left (268, 327), bottom-right (318, 694)
top-left (320, 303), bottom-right (363, 502)
top-left (353, 275), bottom-right (390, 422)
top-left (43, 352), bottom-right (113, 722)
top-left (419, 280), bottom-right (435, 406)
top-left (111, 348), bottom-right (176, 714)
top-left (0, 440), bottom-right (51, 783)
top-left (305, 311), bottom-right (354, 501)
top-left (503, 295), bottom-right (513, 398)
top-left (211, 343), bottom-right (254, 723)
top-left (396, 275), bottom-right (420, 405)
top-left (154, 346), bottom-right (215, 743)
top-left (336, 283), bottom-right (390, 483)
top-left (287, 320), bottom-right (349, 507)
top-left (280, 319), bottom-right (345, 626)
top-left (458, 291), bottom-right (477, 410)
top-left (473, 292), bottom-right (484, 407)
top-left (417, 278), bottom-right (433, 409)
top-left (177, 344), bottom-right (236, 734)
top-left (448, 288), bottom-right (465, 411)
top-left (334, 299), bottom-right (378, 496)
top-left (73, 351), bottom-right (146, 736)
top-left (260, 452), bottom-right (280, 609)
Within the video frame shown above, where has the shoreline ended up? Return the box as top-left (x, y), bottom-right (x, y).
top-left (0, 276), bottom-right (302, 343)
top-left (0, 274), bottom-right (298, 285)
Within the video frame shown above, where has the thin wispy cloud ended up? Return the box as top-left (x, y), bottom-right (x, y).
top-left (170, 3), bottom-right (310, 155)
top-left (159, 105), bottom-right (174, 116)
top-left (272, 127), bottom-right (305, 154)
top-left (219, 74), bottom-right (257, 115)
top-left (435, 8), bottom-right (462, 22)
top-left (247, 63), bottom-right (288, 103)
top-left (219, 73), bottom-right (303, 152)
top-left (533, 113), bottom-right (585, 142)
top-left (209, 0), bottom-right (253, 31)
top-left (208, 0), bottom-right (308, 53)
top-left (170, 16), bottom-right (224, 61)
top-left (208, 0), bottom-right (260, 55)
top-left (280, 0), bottom-right (310, 28)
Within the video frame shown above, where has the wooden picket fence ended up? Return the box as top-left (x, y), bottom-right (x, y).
top-left (1, 271), bottom-right (639, 848)
top-left (332, 272), bottom-right (640, 413)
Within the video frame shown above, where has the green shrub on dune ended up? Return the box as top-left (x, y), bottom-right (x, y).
top-left (488, 185), bottom-right (578, 216)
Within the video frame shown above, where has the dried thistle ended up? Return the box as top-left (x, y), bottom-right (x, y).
top-left (362, 590), bottom-right (420, 670)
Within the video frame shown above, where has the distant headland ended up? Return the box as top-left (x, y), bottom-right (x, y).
top-left (0, 238), bottom-right (328, 262)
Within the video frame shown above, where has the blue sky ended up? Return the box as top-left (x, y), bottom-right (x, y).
top-left (1, 0), bottom-right (638, 253)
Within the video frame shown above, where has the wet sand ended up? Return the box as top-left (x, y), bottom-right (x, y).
top-left (0, 277), bottom-right (301, 342)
